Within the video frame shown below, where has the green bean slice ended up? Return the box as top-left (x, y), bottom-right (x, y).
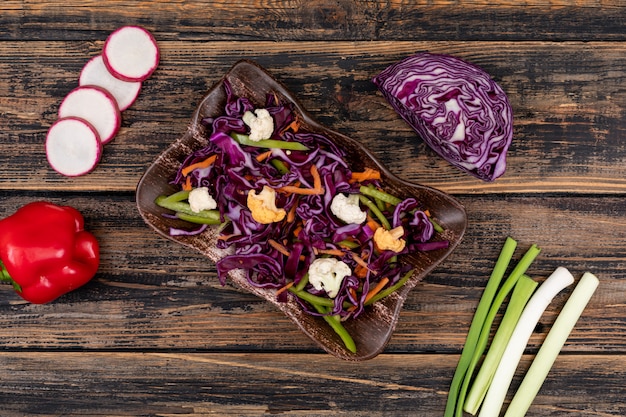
top-left (231, 133), bottom-right (309, 151)
top-left (155, 195), bottom-right (221, 220)
top-left (359, 185), bottom-right (402, 206)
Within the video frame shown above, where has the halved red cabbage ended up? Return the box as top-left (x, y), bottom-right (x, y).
top-left (372, 52), bottom-right (513, 181)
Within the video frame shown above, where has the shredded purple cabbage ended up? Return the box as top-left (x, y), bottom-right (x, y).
top-left (372, 52), bottom-right (513, 181)
top-left (169, 79), bottom-right (448, 319)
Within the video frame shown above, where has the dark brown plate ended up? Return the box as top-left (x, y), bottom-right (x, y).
top-left (136, 59), bottom-right (467, 360)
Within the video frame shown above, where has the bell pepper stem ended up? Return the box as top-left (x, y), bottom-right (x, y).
top-left (0, 260), bottom-right (22, 292)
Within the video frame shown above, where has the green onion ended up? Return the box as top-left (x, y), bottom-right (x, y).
top-left (444, 237), bottom-right (518, 417)
top-left (477, 266), bottom-right (574, 417)
top-left (445, 239), bottom-right (542, 417)
top-left (231, 132), bottom-right (309, 151)
top-left (455, 243), bottom-right (541, 417)
top-left (503, 272), bottom-right (599, 417)
top-left (463, 274), bottom-right (538, 414)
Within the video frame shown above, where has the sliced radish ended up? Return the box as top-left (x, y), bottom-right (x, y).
top-left (79, 55), bottom-right (142, 111)
top-left (46, 117), bottom-right (103, 177)
top-left (58, 85), bottom-right (121, 145)
top-left (102, 26), bottom-right (159, 82)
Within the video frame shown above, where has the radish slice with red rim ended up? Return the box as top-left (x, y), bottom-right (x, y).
top-left (58, 85), bottom-right (121, 145)
top-left (102, 26), bottom-right (159, 82)
top-left (46, 117), bottom-right (103, 177)
top-left (79, 55), bottom-right (142, 111)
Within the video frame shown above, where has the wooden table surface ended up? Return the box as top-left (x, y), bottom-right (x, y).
top-left (1, 1), bottom-right (625, 416)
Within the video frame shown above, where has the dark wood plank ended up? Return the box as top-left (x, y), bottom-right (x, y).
top-left (1, 1), bottom-right (625, 41)
top-left (0, 194), bottom-right (620, 352)
top-left (0, 41), bottom-right (625, 193)
top-left (0, 352), bottom-right (624, 416)
top-left (1, 1), bottom-right (624, 413)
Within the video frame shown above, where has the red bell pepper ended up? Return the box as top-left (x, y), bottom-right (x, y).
top-left (0, 201), bottom-right (100, 304)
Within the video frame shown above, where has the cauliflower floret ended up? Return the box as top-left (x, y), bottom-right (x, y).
top-left (374, 226), bottom-right (406, 253)
top-left (308, 258), bottom-right (352, 298)
top-left (330, 193), bottom-right (367, 225)
top-left (188, 187), bottom-right (217, 213)
top-left (242, 108), bottom-right (274, 142)
top-left (246, 185), bottom-right (286, 224)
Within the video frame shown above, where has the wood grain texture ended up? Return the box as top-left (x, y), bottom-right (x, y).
top-left (0, 194), bottom-right (621, 353)
top-left (1, 1), bottom-right (624, 41)
top-left (0, 352), bottom-right (624, 416)
top-left (1, 41), bottom-right (625, 193)
top-left (1, 0), bottom-right (625, 415)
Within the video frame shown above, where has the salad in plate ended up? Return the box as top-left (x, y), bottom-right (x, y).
top-left (154, 78), bottom-right (450, 353)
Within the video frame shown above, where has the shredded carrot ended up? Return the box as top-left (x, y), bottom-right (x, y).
top-left (278, 165), bottom-right (324, 195)
top-left (424, 209), bottom-right (431, 217)
top-left (182, 175), bottom-right (192, 191)
top-left (349, 167), bottom-right (381, 183)
top-left (354, 264), bottom-right (368, 279)
top-left (269, 238), bottom-right (306, 261)
top-left (280, 114), bottom-right (301, 134)
top-left (217, 233), bottom-right (240, 241)
top-left (181, 154), bottom-right (218, 177)
top-left (315, 248), bottom-right (345, 257)
top-left (279, 186), bottom-right (323, 195)
top-left (347, 293), bottom-right (360, 312)
top-left (286, 200), bottom-right (298, 223)
top-left (289, 120), bottom-right (301, 133)
top-left (364, 277), bottom-right (390, 304)
top-left (351, 251), bottom-right (372, 271)
top-left (275, 281), bottom-right (294, 296)
top-left (292, 224), bottom-right (303, 238)
top-left (366, 218), bottom-right (381, 233)
top-left (268, 239), bottom-right (291, 257)
top-left (256, 150), bottom-right (273, 162)
top-left (311, 164), bottom-right (322, 190)
top-left (349, 287), bottom-right (358, 302)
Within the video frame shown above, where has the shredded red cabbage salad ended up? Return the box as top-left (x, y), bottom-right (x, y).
top-left (157, 79), bottom-right (449, 351)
